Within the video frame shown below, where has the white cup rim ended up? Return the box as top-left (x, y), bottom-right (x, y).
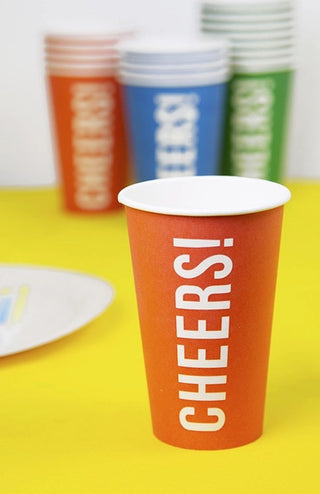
top-left (118, 176), bottom-right (291, 216)
top-left (118, 36), bottom-right (229, 55)
top-left (202, 27), bottom-right (295, 40)
top-left (46, 61), bottom-right (117, 68)
top-left (45, 45), bottom-right (119, 55)
top-left (119, 59), bottom-right (228, 71)
top-left (201, 19), bottom-right (295, 31)
top-left (44, 29), bottom-right (134, 45)
top-left (120, 69), bottom-right (229, 87)
top-left (201, 0), bottom-right (294, 12)
top-left (201, 11), bottom-right (294, 22)
top-left (200, 36), bottom-right (295, 50)
top-left (231, 48), bottom-right (295, 59)
top-left (232, 38), bottom-right (295, 48)
top-left (45, 63), bottom-right (117, 76)
top-left (231, 56), bottom-right (296, 72)
top-left (46, 53), bottom-right (118, 62)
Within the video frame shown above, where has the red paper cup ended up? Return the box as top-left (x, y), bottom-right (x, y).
top-left (46, 70), bottom-right (128, 212)
top-left (118, 176), bottom-right (291, 449)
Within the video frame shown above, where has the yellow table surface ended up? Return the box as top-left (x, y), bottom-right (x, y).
top-left (0, 181), bottom-right (319, 493)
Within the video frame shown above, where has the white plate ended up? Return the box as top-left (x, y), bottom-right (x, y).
top-left (0, 265), bottom-right (114, 356)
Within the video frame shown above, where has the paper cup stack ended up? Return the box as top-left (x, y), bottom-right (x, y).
top-left (200, 0), bottom-right (296, 72)
top-left (45, 29), bottom-right (133, 77)
top-left (199, 0), bottom-right (296, 182)
top-left (119, 37), bottom-right (230, 181)
top-left (119, 37), bottom-right (229, 86)
top-left (45, 29), bottom-right (133, 213)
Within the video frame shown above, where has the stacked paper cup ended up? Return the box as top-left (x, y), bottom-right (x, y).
top-left (119, 37), bottom-right (230, 181)
top-left (200, 0), bottom-right (296, 182)
top-left (45, 30), bottom-right (132, 213)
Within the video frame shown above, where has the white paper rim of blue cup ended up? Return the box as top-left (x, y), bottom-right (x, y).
top-left (118, 37), bottom-right (230, 65)
top-left (120, 52), bottom-right (229, 65)
top-left (119, 59), bottom-right (229, 75)
top-left (118, 176), bottom-right (291, 216)
top-left (119, 36), bottom-right (229, 54)
top-left (119, 68), bottom-right (230, 87)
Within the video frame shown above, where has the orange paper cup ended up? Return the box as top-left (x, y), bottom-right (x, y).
top-left (46, 70), bottom-right (128, 212)
top-left (118, 176), bottom-right (291, 449)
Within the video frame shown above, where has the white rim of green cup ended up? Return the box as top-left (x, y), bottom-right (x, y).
top-left (200, 31), bottom-right (295, 48)
top-left (200, 11), bottom-right (295, 22)
top-left (201, 27), bottom-right (295, 40)
top-left (118, 176), bottom-right (291, 216)
top-left (201, 0), bottom-right (294, 13)
top-left (232, 38), bottom-right (295, 49)
top-left (231, 56), bottom-right (296, 72)
top-left (200, 19), bottom-right (295, 32)
top-left (231, 47), bottom-right (295, 59)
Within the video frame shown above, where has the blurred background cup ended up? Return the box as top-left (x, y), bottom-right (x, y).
top-left (119, 37), bottom-right (230, 181)
top-left (45, 30), bottom-right (132, 213)
top-left (118, 175), bottom-right (291, 450)
top-left (200, 0), bottom-right (296, 182)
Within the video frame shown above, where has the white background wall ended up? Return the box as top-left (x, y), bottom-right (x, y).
top-left (0, 0), bottom-right (319, 186)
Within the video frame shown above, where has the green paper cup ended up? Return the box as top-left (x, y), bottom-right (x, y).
top-left (221, 68), bottom-right (294, 182)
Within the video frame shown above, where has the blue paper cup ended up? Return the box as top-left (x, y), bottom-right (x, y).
top-left (119, 36), bottom-right (230, 181)
top-left (121, 74), bottom-right (228, 181)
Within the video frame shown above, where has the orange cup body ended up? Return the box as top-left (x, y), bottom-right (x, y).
top-left (125, 205), bottom-right (284, 449)
top-left (47, 73), bottom-right (128, 212)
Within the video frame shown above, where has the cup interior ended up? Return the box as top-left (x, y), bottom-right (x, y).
top-left (118, 175), bottom-right (291, 216)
